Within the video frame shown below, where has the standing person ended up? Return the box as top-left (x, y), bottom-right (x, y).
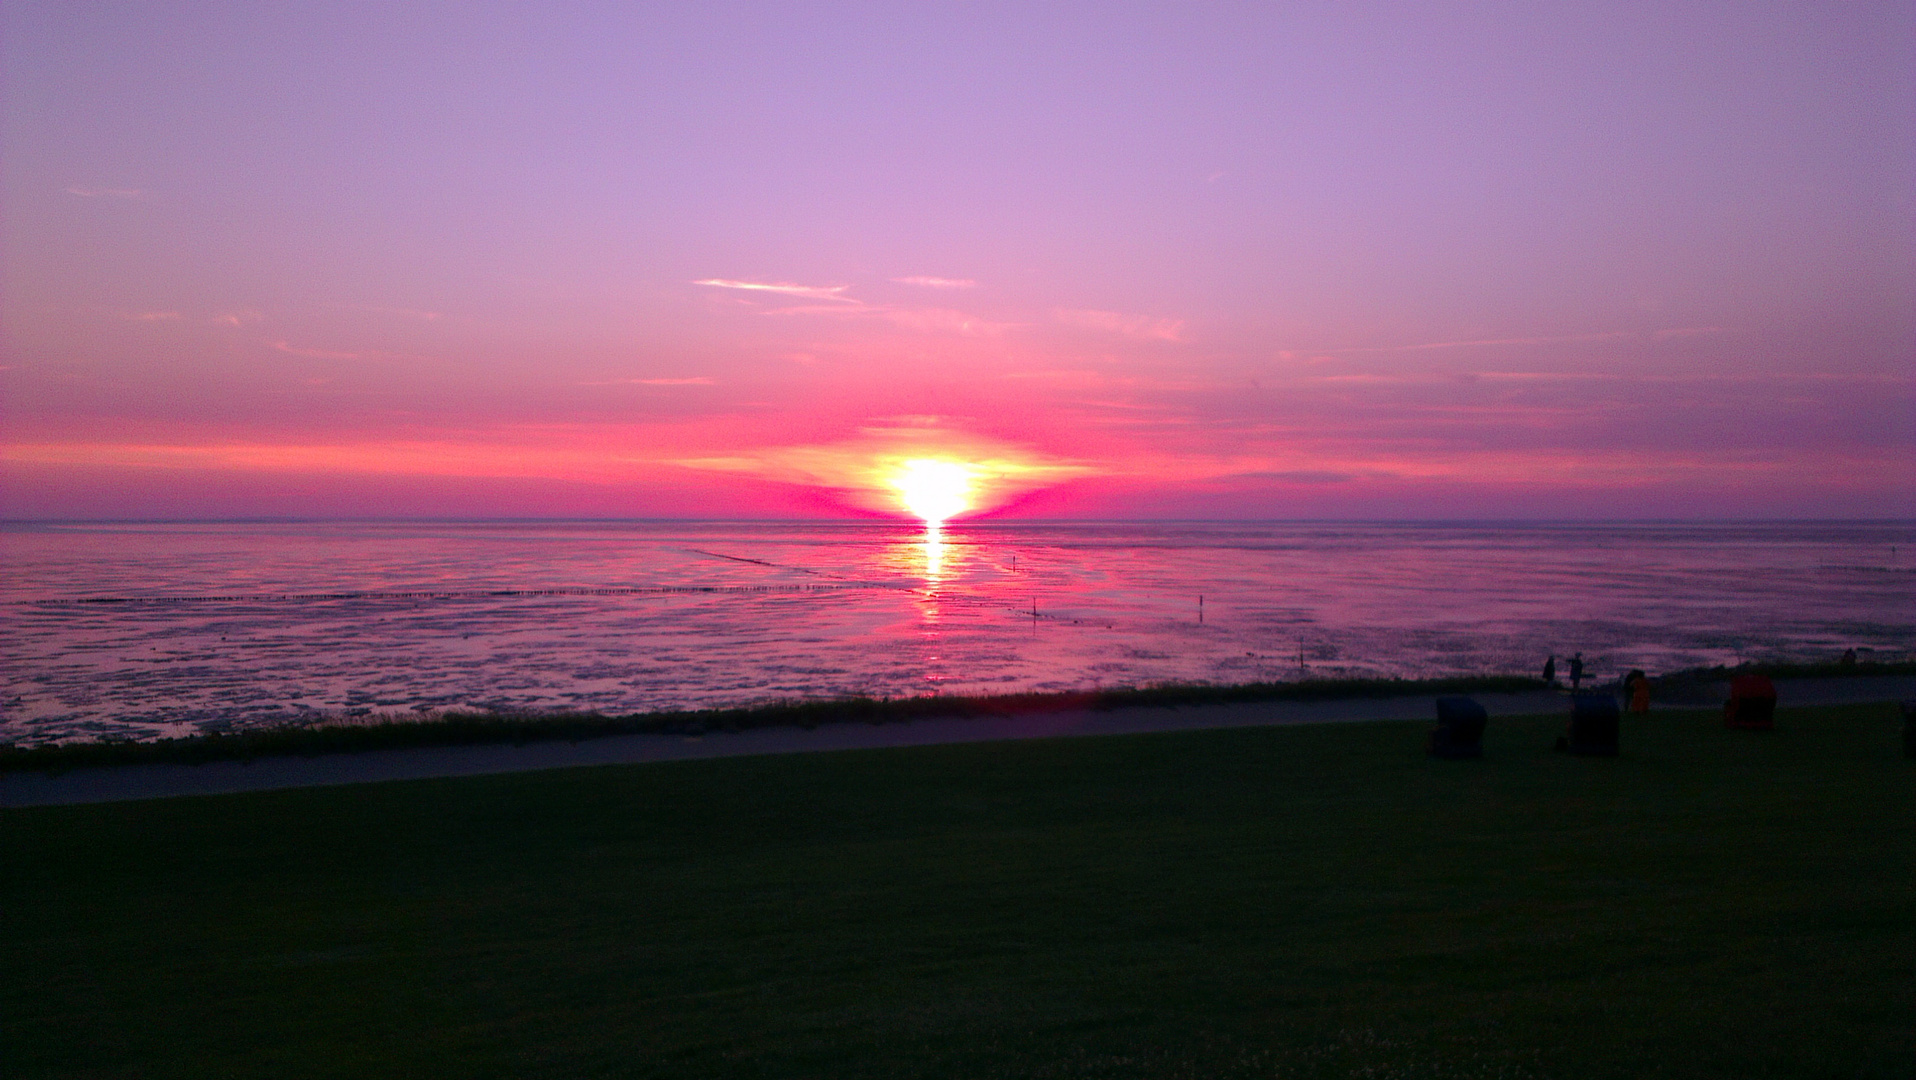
top-left (1543, 655), bottom-right (1557, 685)
top-left (1569, 653), bottom-right (1585, 690)
top-left (1626, 669), bottom-right (1650, 713)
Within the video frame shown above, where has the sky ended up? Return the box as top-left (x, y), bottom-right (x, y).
top-left (3, 2), bottom-right (1912, 520)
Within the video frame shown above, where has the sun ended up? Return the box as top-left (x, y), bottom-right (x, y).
top-left (891, 459), bottom-right (973, 523)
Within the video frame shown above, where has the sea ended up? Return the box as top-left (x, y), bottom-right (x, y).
top-left (3, 520), bottom-right (1912, 747)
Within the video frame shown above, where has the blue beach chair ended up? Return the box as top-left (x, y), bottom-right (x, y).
top-left (1428, 696), bottom-right (1487, 759)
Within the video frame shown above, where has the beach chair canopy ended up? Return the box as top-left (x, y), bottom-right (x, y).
top-left (1436, 696), bottom-right (1489, 730)
top-left (1561, 692), bottom-right (1620, 756)
top-left (1429, 696), bottom-right (1488, 758)
top-left (1725, 674), bottom-right (1778, 730)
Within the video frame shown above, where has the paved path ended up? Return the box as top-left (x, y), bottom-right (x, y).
top-left (6, 677), bottom-right (1911, 808)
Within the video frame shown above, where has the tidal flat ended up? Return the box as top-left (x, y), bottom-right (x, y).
top-left (5, 704), bottom-right (1912, 1079)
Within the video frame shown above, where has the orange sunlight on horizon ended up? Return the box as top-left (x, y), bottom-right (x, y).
top-left (891, 459), bottom-right (974, 522)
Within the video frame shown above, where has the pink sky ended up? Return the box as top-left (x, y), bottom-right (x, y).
top-left (4, 4), bottom-right (1912, 520)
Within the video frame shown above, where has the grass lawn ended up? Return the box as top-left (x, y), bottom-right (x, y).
top-left (5, 705), bottom-right (1912, 1079)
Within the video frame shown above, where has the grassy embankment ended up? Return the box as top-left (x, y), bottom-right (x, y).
top-left (2, 674), bottom-right (1546, 771)
top-left (7, 660), bottom-right (1910, 773)
top-left (5, 703), bottom-right (1911, 1079)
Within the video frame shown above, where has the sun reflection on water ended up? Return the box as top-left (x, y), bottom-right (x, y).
top-left (922, 521), bottom-right (946, 584)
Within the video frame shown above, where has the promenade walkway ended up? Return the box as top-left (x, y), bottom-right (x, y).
top-left (6, 677), bottom-right (1911, 808)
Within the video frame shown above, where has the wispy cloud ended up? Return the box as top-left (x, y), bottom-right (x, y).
top-left (760, 301), bottom-right (1014, 336)
top-left (1334, 326), bottom-right (1732, 354)
top-left (578, 377), bottom-right (715, 386)
top-left (1339, 332), bottom-right (1631, 353)
top-left (1654, 325), bottom-right (1731, 339)
top-left (1231, 469), bottom-right (1361, 485)
top-left (762, 304), bottom-right (871, 317)
top-left (214, 311), bottom-right (266, 327)
top-left (881, 308), bottom-right (1014, 336)
top-left (693, 279), bottom-right (858, 303)
top-left (270, 340), bottom-right (361, 361)
top-left (122, 311), bottom-right (184, 322)
top-left (1055, 308), bottom-right (1185, 341)
top-left (66, 186), bottom-right (148, 200)
top-left (892, 276), bottom-right (976, 289)
top-left (328, 304), bottom-right (444, 321)
top-left (0, 439), bottom-right (654, 482)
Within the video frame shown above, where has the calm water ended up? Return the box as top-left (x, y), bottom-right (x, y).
top-left (3, 520), bottom-right (1911, 746)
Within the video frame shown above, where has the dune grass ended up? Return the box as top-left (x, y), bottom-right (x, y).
top-left (0, 674), bottom-right (1550, 771)
top-left (5, 703), bottom-right (1913, 1079)
top-left (11, 661), bottom-right (1911, 772)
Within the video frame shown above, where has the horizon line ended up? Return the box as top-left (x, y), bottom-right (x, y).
top-left (6, 516), bottom-right (1913, 527)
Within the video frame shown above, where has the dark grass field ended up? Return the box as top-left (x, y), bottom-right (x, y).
top-left (5, 705), bottom-right (1912, 1079)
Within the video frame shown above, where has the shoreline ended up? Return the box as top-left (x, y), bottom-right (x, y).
top-left (5, 671), bottom-right (1912, 808)
top-left (6, 674), bottom-right (1553, 771)
top-left (5, 660), bottom-right (1911, 774)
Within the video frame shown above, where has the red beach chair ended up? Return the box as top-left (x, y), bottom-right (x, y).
top-left (1724, 674), bottom-right (1776, 730)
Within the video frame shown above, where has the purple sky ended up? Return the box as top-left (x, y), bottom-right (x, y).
top-left (4, 2), bottom-right (1912, 519)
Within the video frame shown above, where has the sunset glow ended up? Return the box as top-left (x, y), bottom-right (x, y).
top-left (893, 460), bottom-right (973, 523)
top-left (0, 5), bottom-right (1909, 520)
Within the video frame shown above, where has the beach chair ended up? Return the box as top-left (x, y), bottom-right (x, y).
top-left (1724, 674), bottom-right (1777, 730)
top-left (1428, 696), bottom-right (1487, 759)
top-left (1624, 670), bottom-right (1651, 714)
top-left (1555, 692), bottom-right (1619, 757)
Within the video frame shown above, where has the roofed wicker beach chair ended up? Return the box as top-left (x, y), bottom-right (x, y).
top-left (1724, 674), bottom-right (1777, 730)
top-left (1428, 696), bottom-right (1487, 759)
top-left (1555, 692), bottom-right (1620, 756)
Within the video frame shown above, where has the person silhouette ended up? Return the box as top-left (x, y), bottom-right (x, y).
top-left (1542, 655), bottom-right (1557, 684)
top-left (1569, 652), bottom-right (1585, 690)
top-left (1625, 669), bottom-right (1650, 713)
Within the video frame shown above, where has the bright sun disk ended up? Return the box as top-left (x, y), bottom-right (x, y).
top-left (893, 459), bottom-right (973, 522)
